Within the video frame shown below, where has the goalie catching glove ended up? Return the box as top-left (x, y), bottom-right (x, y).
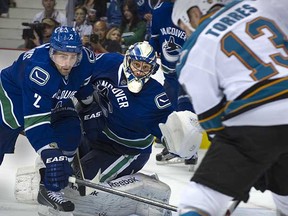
top-left (159, 111), bottom-right (203, 159)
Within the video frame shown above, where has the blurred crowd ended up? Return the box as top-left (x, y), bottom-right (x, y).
top-left (19, 0), bottom-right (159, 53)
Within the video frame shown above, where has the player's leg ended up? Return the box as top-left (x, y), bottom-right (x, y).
top-left (260, 148), bottom-right (288, 216)
top-left (178, 125), bottom-right (288, 215)
top-left (81, 147), bottom-right (150, 182)
top-left (0, 124), bottom-right (22, 164)
top-left (272, 193), bottom-right (288, 215)
top-left (178, 181), bottom-right (233, 216)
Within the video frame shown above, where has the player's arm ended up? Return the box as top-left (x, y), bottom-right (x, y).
top-left (23, 77), bottom-right (72, 191)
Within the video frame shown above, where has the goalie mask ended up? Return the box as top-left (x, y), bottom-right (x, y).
top-left (123, 41), bottom-right (159, 93)
top-left (49, 26), bottom-right (83, 68)
top-left (172, 0), bottom-right (226, 32)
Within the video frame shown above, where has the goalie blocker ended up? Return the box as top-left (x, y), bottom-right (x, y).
top-left (159, 111), bottom-right (203, 159)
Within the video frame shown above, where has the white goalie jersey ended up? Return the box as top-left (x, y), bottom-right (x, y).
top-left (177, 0), bottom-right (288, 134)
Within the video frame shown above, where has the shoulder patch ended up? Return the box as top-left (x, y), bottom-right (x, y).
top-left (29, 66), bottom-right (50, 86)
top-left (83, 47), bottom-right (96, 63)
top-left (155, 92), bottom-right (171, 109)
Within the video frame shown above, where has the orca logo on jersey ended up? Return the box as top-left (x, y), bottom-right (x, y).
top-left (29, 66), bottom-right (50, 86)
top-left (162, 36), bottom-right (182, 63)
top-left (83, 47), bottom-right (96, 63)
top-left (155, 92), bottom-right (171, 109)
top-left (46, 155), bottom-right (68, 164)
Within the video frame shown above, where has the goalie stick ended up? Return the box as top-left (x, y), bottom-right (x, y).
top-left (71, 150), bottom-right (86, 196)
top-left (68, 176), bottom-right (178, 212)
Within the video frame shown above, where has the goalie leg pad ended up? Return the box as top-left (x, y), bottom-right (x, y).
top-left (15, 166), bottom-right (40, 203)
top-left (65, 173), bottom-right (171, 216)
top-left (15, 167), bottom-right (171, 215)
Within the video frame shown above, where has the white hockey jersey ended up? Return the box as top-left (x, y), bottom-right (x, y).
top-left (177, 0), bottom-right (288, 134)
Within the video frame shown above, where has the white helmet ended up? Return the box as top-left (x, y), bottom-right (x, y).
top-left (172, 0), bottom-right (226, 31)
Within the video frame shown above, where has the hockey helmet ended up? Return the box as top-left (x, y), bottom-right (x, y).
top-left (49, 26), bottom-right (83, 67)
top-left (172, 0), bottom-right (226, 32)
top-left (123, 41), bottom-right (159, 93)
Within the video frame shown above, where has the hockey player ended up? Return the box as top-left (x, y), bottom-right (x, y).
top-left (77, 41), bottom-right (202, 183)
top-left (169, 0), bottom-right (288, 215)
top-left (149, 0), bottom-right (198, 165)
top-left (0, 26), bottom-right (97, 212)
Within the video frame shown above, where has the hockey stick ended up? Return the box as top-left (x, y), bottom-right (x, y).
top-left (224, 199), bottom-right (241, 216)
top-left (68, 176), bottom-right (178, 212)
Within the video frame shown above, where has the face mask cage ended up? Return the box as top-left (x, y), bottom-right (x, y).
top-left (123, 54), bottom-right (159, 93)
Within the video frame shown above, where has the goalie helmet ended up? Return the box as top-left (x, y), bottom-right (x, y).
top-left (123, 41), bottom-right (159, 93)
top-left (172, 0), bottom-right (226, 32)
top-left (49, 26), bottom-right (83, 67)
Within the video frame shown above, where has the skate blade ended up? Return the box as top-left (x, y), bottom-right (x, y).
top-left (156, 158), bottom-right (184, 165)
top-left (38, 205), bottom-right (74, 216)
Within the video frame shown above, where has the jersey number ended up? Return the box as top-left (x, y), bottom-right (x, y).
top-left (221, 17), bottom-right (288, 81)
top-left (33, 93), bottom-right (41, 108)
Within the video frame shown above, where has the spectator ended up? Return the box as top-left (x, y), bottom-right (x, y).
top-left (120, 0), bottom-right (146, 52)
top-left (86, 8), bottom-right (97, 25)
top-left (0, 0), bottom-right (9, 18)
top-left (105, 27), bottom-right (122, 53)
top-left (73, 6), bottom-right (93, 47)
top-left (31, 18), bottom-right (60, 47)
top-left (32, 0), bottom-right (67, 26)
top-left (134, 0), bottom-right (153, 40)
top-left (82, 0), bottom-right (108, 21)
top-left (20, 18), bottom-right (60, 50)
top-left (90, 20), bottom-right (108, 53)
top-left (106, 0), bottom-right (123, 28)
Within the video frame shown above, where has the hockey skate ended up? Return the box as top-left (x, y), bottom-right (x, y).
top-left (156, 147), bottom-right (198, 170)
top-left (37, 184), bottom-right (75, 215)
top-left (156, 147), bottom-right (185, 165)
top-left (184, 152), bottom-right (198, 165)
top-left (184, 152), bottom-right (198, 172)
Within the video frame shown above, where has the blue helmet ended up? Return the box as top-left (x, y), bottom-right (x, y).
top-left (50, 26), bottom-right (82, 53)
top-left (123, 41), bottom-right (159, 93)
top-left (49, 26), bottom-right (83, 67)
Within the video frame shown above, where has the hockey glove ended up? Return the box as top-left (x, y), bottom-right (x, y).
top-left (78, 101), bottom-right (107, 142)
top-left (41, 148), bottom-right (72, 191)
top-left (159, 111), bottom-right (203, 159)
top-left (93, 84), bottom-right (113, 117)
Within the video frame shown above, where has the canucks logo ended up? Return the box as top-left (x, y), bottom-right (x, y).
top-left (162, 36), bottom-right (182, 63)
top-left (155, 92), bottom-right (171, 109)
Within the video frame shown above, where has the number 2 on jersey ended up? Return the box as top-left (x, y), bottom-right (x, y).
top-left (221, 17), bottom-right (288, 81)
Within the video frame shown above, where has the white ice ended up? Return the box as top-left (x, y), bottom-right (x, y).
top-left (0, 49), bottom-right (277, 215)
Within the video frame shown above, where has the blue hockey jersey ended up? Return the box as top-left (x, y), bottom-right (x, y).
top-left (149, 1), bottom-right (186, 73)
top-left (89, 52), bottom-right (174, 155)
top-left (0, 44), bottom-right (97, 152)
